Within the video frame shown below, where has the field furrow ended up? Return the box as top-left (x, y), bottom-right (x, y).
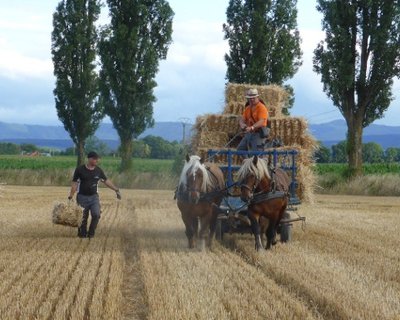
top-left (133, 193), bottom-right (318, 320)
top-left (0, 187), bottom-right (398, 320)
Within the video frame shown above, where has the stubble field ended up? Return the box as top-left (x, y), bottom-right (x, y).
top-left (0, 186), bottom-right (399, 319)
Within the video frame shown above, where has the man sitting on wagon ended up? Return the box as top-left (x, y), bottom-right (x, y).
top-left (237, 88), bottom-right (270, 152)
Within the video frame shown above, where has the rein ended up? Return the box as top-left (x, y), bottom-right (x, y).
top-left (176, 166), bottom-right (230, 203)
top-left (241, 167), bottom-right (288, 205)
top-left (204, 130), bottom-right (243, 162)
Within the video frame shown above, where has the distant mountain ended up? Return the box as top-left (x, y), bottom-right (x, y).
top-left (0, 119), bottom-right (400, 150)
top-left (0, 121), bottom-right (191, 141)
top-left (309, 120), bottom-right (400, 148)
top-left (0, 121), bottom-right (191, 150)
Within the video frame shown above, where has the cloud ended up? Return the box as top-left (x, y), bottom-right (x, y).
top-left (0, 1), bottom-right (53, 80)
top-left (153, 19), bottom-right (229, 122)
top-left (0, 0), bottom-right (397, 129)
top-left (288, 28), bottom-right (344, 123)
top-left (0, 37), bottom-right (53, 80)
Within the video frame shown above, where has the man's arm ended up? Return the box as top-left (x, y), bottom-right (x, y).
top-left (68, 181), bottom-right (78, 200)
top-left (103, 179), bottom-right (122, 200)
top-left (252, 119), bottom-right (267, 131)
top-left (239, 117), bottom-right (247, 130)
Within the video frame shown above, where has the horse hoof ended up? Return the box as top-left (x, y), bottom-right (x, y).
top-left (255, 245), bottom-right (265, 252)
top-left (199, 239), bottom-right (206, 252)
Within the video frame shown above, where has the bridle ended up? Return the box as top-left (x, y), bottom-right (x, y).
top-left (240, 168), bottom-right (284, 205)
top-left (186, 170), bottom-right (203, 195)
top-left (240, 174), bottom-right (260, 198)
top-left (180, 168), bottom-right (227, 202)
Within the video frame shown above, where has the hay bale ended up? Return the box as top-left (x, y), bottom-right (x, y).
top-left (223, 102), bottom-right (244, 115)
top-left (225, 83), bottom-right (289, 110)
top-left (196, 132), bottom-right (229, 149)
top-left (52, 202), bottom-right (83, 227)
top-left (296, 165), bottom-right (316, 204)
top-left (192, 114), bottom-right (241, 152)
top-left (223, 102), bottom-right (282, 119)
top-left (269, 117), bottom-right (318, 151)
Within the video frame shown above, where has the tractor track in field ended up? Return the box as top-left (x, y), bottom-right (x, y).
top-left (0, 187), bottom-right (399, 319)
top-left (121, 199), bottom-right (149, 320)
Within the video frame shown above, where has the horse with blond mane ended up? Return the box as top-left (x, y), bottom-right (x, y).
top-left (237, 155), bottom-right (290, 251)
top-left (176, 155), bottom-right (225, 250)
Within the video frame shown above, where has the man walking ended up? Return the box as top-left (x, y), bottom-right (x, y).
top-left (238, 88), bottom-right (269, 151)
top-left (68, 151), bottom-right (121, 238)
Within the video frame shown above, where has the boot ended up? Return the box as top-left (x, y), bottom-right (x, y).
top-left (88, 216), bottom-right (99, 238)
top-left (77, 226), bottom-right (87, 238)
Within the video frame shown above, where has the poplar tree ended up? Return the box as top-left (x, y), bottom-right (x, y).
top-left (52, 0), bottom-right (103, 166)
top-left (314, 0), bottom-right (400, 175)
top-left (99, 0), bottom-right (173, 171)
top-left (223, 0), bottom-right (302, 113)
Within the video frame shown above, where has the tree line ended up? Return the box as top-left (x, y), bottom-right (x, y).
top-left (0, 136), bottom-right (182, 160)
top-left (316, 141), bottom-right (400, 164)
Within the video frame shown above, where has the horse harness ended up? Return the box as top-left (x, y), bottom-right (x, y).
top-left (240, 166), bottom-right (289, 206)
top-left (175, 165), bottom-right (227, 203)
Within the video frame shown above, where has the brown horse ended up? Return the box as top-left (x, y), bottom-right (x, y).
top-left (237, 155), bottom-right (289, 251)
top-left (176, 155), bottom-right (225, 250)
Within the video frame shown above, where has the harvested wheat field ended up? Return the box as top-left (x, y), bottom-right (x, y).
top-left (0, 186), bottom-right (399, 319)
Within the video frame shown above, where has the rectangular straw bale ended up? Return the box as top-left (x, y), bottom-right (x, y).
top-left (225, 83), bottom-right (289, 110)
top-left (223, 102), bottom-right (282, 119)
top-left (196, 132), bottom-right (229, 149)
top-left (223, 102), bottom-right (245, 115)
top-left (52, 202), bottom-right (83, 227)
top-left (195, 114), bottom-right (240, 134)
top-left (301, 134), bottom-right (319, 154)
top-left (296, 164), bottom-right (316, 204)
top-left (269, 117), bottom-right (313, 147)
top-left (192, 114), bottom-right (241, 151)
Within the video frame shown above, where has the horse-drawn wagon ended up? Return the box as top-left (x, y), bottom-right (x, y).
top-left (207, 148), bottom-right (306, 245)
top-left (177, 83), bottom-right (315, 250)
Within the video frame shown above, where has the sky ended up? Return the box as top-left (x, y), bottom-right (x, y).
top-left (0, 0), bottom-right (399, 127)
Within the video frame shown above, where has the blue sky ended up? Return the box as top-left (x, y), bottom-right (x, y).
top-left (0, 0), bottom-right (399, 126)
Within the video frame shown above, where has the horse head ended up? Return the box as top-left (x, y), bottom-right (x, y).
top-left (238, 155), bottom-right (271, 202)
top-left (183, 154), bottom-right (207, 204)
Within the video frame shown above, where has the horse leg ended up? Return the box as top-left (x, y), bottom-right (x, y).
top-left (182, 212), bottom-right (196, 249)
top-left (193, 216), bottom-right (199, 239)
top-left (199, 214), bottom-right (211, 251)
top-left (207, 207), bottom-right (218, 248)
top-left (249, 213), bottom-right (263, 251)
top-left (266, 220), bottom-right (278, 250)
top-left (260, 217), bottom-right (268, 248)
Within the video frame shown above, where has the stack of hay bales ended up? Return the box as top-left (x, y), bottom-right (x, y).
top-left (192, 83), bottom-right (318, 203)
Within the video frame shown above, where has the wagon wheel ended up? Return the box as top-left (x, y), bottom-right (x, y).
top-left (280, 211), bottom-right (292, 243)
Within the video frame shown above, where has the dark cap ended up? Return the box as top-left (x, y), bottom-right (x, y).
top-left (87, 151), bottom-right (100, 159)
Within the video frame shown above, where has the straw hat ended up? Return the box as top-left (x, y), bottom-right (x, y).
top-left (245, 88), bottom-right (259, 99)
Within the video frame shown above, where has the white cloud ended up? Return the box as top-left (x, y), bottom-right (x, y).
top-left (153, 19), bottom-right (229, 122)
top-left (0, 37), bottom-right (53, 80)
top-left (168, 20), bottom-right (228, 71)
top-left (0, 0), bottom-right (397, 128)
